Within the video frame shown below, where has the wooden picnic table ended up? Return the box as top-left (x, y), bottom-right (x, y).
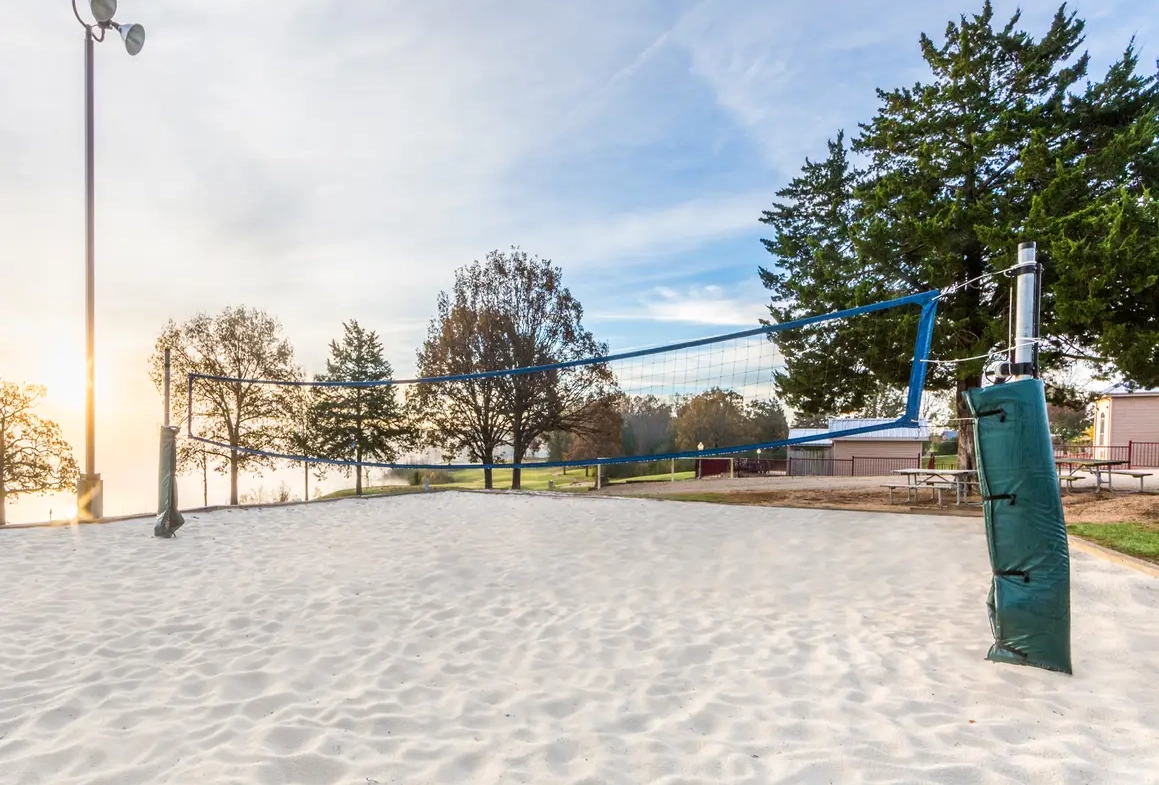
top-left (1054, 458), bottom-right (1128, 492)
top-left (891, 468), bottom-right (978, 506)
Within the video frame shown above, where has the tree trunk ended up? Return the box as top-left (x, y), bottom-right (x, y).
top-left (511, 465), bottom-right (521, 490)
top-left (202, 456), bottom-right (208, 506)
top-left (0, 430), bottom-right (6, 527)
top-left (304, 461), bottom-right (309, 501)
top-left (230, 448), bottom-right (239, 505)
top-left (355, 445), bottom-right (363, 496)
top-left (483, 466), bottom-right (493, 490)
top-left (955, 376), bottom-right (979, 471)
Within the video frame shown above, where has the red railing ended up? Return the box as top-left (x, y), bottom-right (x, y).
top-left (1129, 441), bottom-right (1159, 468)
top-left (1052, 442), bottom-right (1159, 468)
top-left (784, 456), bottom-right (922, 477)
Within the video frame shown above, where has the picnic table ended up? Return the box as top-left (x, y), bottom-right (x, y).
top-left (888, 468), bottom-right (978, 506)
top-left (1054, 458), bottom-right (1129, 493)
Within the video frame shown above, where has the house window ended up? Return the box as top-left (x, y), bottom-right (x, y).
top-left (1098, 412), bottom-right (1107, 446)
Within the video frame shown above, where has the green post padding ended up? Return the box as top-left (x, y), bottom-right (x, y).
top-left (964, 379), bottom-right (1072, 674)
top-left (154, 425), bottom-right (186, 538)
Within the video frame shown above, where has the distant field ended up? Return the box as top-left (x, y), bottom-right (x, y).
top-left (322, 464), bottom-right (697, 498)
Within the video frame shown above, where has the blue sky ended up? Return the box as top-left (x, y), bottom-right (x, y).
top-left (0, 0), bottom-right (1154, 520)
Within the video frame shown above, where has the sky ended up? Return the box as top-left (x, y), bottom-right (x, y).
top-left (1, 0), bottom-right (1153, 523)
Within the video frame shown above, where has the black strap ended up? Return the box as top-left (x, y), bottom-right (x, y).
top-left (995, 570), bottom-right (1030, 583)
top-left (983, 493), bottom-right (1016, 505)
top-left (975, 408), bottom-right (1006, 422)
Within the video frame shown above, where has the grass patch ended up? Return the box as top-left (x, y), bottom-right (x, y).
top-left (1068, 521), bottom-right (1159, 565)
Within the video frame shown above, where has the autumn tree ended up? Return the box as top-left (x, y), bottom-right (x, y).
top-left (418, 248), bottom-right (615, 490)
top-left (151, 306), bottom-right (299, 506)
top-left (313, 321), bottom-right (412, 496)
top-left (760, 2), bottom-right (1159, 469)
top-left (414, 274), bottom-right (513, 490)
top-left (672, 388), bottom-right (752, 452)
top-left (488, 249), bottom-right (615, 489)
top-left (563, 395), bottom-right (624, 472)
top-left (0, 381), bottom-right (78, 526)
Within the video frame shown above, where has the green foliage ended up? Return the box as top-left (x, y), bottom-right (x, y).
top-left (620, 395), bottom-right (674, 456)
top-left (313, 321), bottom-right (414, 496)
top-left (1046, 402), bottom-right (1091, 443)
top-left (0, 381), bottom-right (78, 526)
top-left (759, 2), bottom-right (1159, 468)
top-left (935, 438), bottom-right (960, 456)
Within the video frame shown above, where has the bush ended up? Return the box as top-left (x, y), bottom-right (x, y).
top-left (407, 468), bottom-right (454, 486)
top-left (935, 438), bottom-right (959, 456)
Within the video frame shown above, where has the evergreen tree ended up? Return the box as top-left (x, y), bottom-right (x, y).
top-left (760, 2), bottom-right (1159, 468)
top-left (314, 321), bottom-right (413, 496)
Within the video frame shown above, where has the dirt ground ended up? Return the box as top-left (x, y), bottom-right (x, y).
top-left (601, 474), bottom-right (1159, 524)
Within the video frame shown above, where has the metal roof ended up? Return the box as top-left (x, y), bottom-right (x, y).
top-left (828, 418), bottom-right (930, 440)
top-left (787, 428), bottom-right (833, 447)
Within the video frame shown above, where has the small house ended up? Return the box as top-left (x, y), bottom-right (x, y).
top-left (1092, 388), bottom-right (1159, 466)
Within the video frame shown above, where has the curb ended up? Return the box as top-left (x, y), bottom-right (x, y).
top-left (1068, 535), bottom-right (1159, 579)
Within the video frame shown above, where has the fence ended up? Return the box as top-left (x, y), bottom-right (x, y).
top-left (1053, 442), bottom-right (1159, 468)
top-left (784, 455), bottom-right (922, 477)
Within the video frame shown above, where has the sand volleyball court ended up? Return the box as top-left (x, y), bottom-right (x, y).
top-left (1, 493), bottom-right (1156, 784)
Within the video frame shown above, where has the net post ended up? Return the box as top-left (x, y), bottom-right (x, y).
top-left (163, 348), bottom-right (171, 427)
top-left (1014, 242), bottom-right (1040, 380)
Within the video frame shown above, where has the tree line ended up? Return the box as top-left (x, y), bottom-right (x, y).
top-left (152, 249), bottom-right (789, 502)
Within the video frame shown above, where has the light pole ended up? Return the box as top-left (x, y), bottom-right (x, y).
top-left (72, 0), bottom-right (145, 521)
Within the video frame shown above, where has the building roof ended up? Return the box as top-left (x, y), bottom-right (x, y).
top-left (787, 428), bottom-right (833, 447)
top-left (788, 418), bottom-right (930, 445)
top-left (828, 418), bottom-right (930, 441)
top-left (1098, 385), bottom-right (1159, 399)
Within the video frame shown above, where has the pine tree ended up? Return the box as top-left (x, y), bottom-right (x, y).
top-left (313, 321), bottom-right (413, 496)
top-left (760, 2), bottom-right (1159, 468)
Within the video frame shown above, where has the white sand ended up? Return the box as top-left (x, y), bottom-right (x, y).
top-left (1, 493), bottom-right (1157, 785)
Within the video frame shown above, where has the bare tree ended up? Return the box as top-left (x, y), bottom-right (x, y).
top-left (414, 279), bottom-right (513, 490)
top-left (485, 249), bottom-right (615, 489)
top-left (150, 306), bottom-right (300, 506)
top-left (0, 381), bottom-right (78, 526)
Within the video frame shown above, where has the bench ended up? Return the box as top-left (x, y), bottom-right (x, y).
top-left (883, 481), bottom-right (956, 506)
top-left (1058, 471), bottom-right (1087, 493)
top-left (882, 483), bottom-right (914, 504)
top-left (1107, 469), bottom-right (1153, 493)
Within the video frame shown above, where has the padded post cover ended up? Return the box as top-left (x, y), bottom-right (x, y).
top-left (964, 379), bottom-right (1072, 674)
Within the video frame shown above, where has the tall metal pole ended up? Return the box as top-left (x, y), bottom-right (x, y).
top-left (163, 349), bottom-right (171, 427)
top-left (1013, 242), bottom-right (1039, 382)
top-left (79, 28), bottom-right (102, 520)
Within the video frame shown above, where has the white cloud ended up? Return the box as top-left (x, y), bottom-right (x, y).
top-left (596, 283), bottom-right (768, 327)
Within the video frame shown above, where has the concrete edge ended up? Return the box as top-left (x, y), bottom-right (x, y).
top-left (1068, 535), bottom-right (1159, 579)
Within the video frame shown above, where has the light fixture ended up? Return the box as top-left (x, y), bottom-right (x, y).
top-left (117, 22), bottom-right (145, 56)
top-left (90, 0), bottom-right (117, 23)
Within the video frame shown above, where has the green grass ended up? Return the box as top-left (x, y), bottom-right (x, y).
top-left (322, 465), bottom-right (699, 497)
top-left (933, 455), bottom-right (959, 469)
top-left (1068, 522), bottom-right (1159, 565)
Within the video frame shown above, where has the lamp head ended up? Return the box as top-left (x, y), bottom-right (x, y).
top-left (90, 0), bottom-right (117, 23)
top-left (116, 22), bottom-right (145, 56)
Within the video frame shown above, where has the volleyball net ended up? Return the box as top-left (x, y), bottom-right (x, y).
top-left (185, 290), bottom-right (939, 471)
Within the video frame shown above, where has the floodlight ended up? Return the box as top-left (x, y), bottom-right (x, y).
top-left (117, 22), bottom-right (145, 56)
top-left (90, 0), bottom-right (117, 23)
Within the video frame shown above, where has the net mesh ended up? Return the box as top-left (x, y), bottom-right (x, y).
top-left (187, 291), bottom-right (939, 471)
